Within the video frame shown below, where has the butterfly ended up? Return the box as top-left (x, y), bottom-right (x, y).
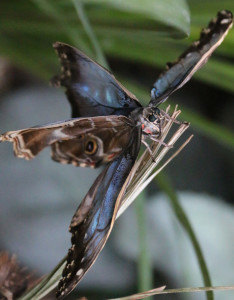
top-left (0, 10), bottom-right (232, 299)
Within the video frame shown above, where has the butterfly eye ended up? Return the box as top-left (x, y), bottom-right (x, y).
top-left (154, 108), bottom-right (160, 115)
top-left (148, 114), bottom-right (156, 122)
top-left (85, 139), bottom-right (97, 155)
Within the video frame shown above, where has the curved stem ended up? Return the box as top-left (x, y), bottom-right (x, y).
top-left (72, 0), bottom-right (109, 68)
top-left (156, 172), bottom-right (213, 300)
top-left (135, 192), bottom-right (153, 296)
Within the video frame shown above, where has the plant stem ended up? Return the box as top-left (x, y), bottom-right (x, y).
top-left (32, 0), bottom-right (90, 53)
top-left (135, 192), bottom-right (153, 298)
top-left (156, 172), bottom-right (213, 300)
top-left (72, 0), bottom-right (109, 68)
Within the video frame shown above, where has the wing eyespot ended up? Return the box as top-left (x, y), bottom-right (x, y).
top-left (85, 139), bottom-right (98, 155)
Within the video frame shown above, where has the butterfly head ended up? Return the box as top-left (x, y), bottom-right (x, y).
top-left (132, 107), bottom-right (163, 136)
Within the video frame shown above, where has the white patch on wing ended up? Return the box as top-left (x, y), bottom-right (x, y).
top-left (53, 128), bottom-right (71, 139)
top-left (221, 18), bottom-right (231, 24)
top-left (76, 269), bottom-right (83, 276)
top-left (61, 53), bottom-right (67, 59)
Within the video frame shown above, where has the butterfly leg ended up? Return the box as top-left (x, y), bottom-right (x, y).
top-left (150, 135), bottom-right (173, 148)
top-left (143, 132), bottom-right (173, 148)
top-left (141, 138), bottom-right (156, 162)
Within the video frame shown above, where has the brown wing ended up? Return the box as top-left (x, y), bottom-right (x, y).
top-left (56, 127), bottom-right (141, 298)
top-left (0, 116), bottom-right (135, 168)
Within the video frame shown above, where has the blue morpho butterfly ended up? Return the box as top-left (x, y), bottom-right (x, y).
top-left (0, 10), bottom-right (232, 298)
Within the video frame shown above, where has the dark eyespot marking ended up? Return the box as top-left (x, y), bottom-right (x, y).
top-left (148, 114), bottom-right (156, 122)
top-left (78, 134), bottom-right (84, 140)
top-left (85, 139), bottom-right (97, 155)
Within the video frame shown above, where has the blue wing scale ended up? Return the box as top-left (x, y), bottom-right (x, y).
top-left (52, 42), bottom-right (142, 117)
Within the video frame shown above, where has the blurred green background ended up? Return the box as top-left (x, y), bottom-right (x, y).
top-left (0, 0), bottom-right (233, 299)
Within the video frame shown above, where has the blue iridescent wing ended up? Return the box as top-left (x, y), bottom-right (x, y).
top-left (56, 127), bottom-right (141, 298)
top-left (52, 42), bottom-right (142, 118)
top-left (150, 10), bottom-right (233, 107)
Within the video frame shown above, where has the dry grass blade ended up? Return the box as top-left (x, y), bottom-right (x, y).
top-left (109, 286), bottom-right (166, 300)
top-left (117, 105), bottom-right (192, 218)
top-left (110, 285), bottom-right (234, 300)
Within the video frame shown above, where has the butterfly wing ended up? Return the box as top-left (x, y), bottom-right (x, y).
top-left (0, 116), bottom-right (135, 168)
top-left (52, 42), bottom-right (142, 118)
top-left (150, 10), bottom-right (233, 107)
top-left (56, 126), bottom-right (141, 298)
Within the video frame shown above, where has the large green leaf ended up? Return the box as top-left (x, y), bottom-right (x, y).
top-left (84, 0), bottom-right (190, 36)
top-left (0, 0), bottom-right (188, 76)
top-left (1, 0), bottom-right (233, 92)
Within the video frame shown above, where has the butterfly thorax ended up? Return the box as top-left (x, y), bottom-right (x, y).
top-left (130, 107), bottom-right (162, 137)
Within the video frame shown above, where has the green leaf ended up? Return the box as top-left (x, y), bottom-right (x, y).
top-left (135, 192), bottom-right (153, 295)
top-left (84, 0), bottom-right (190, 37)
top-left (0, 0), bottom-right (190, 79)
top-left (180, 107), bottom-right (234, 150)
top-left (1, 0), bottom-right (233, 92)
